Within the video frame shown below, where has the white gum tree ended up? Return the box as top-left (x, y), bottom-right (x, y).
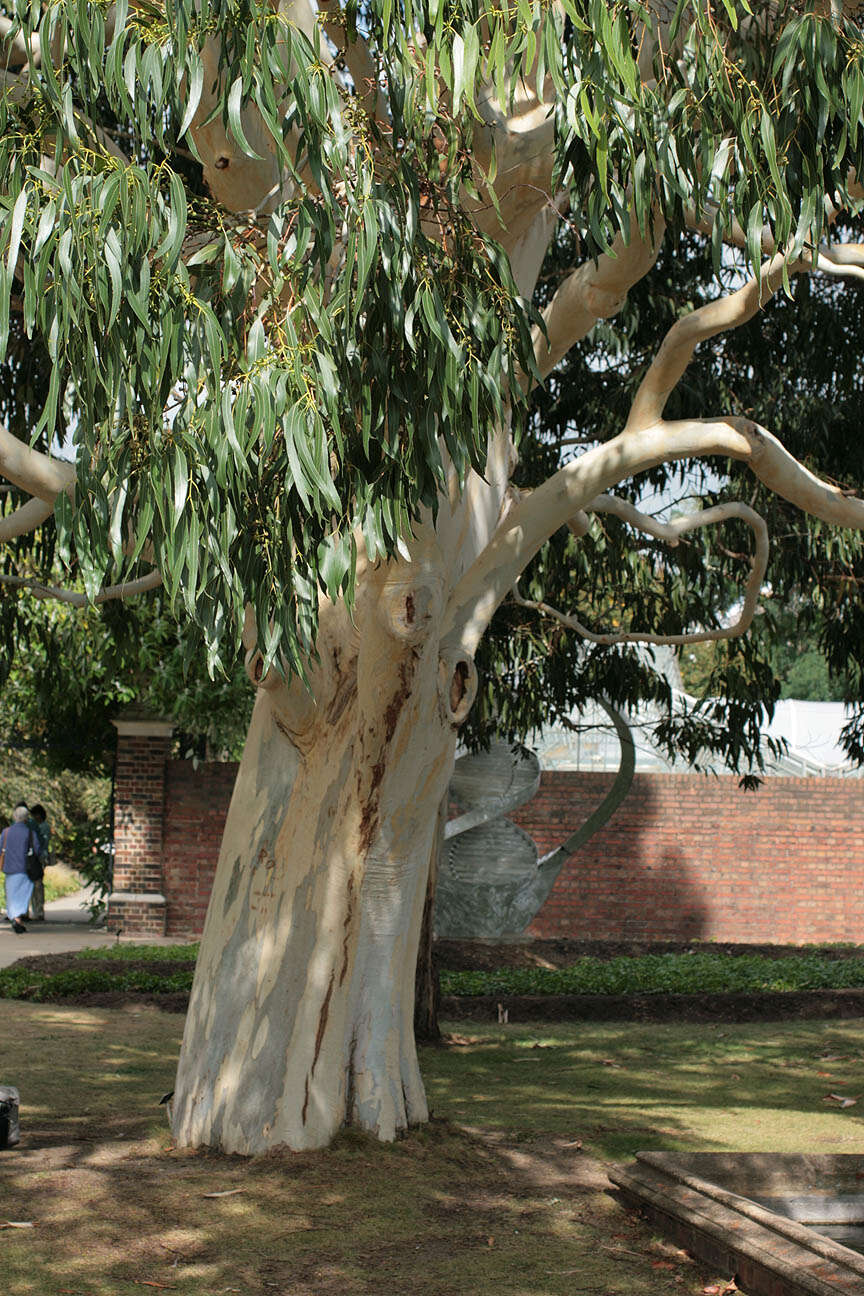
top-left (0, 0), bottom-right (863, 1152)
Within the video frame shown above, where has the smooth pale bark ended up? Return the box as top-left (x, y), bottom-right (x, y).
top-left (171, 560), bottom-right (473, 1152)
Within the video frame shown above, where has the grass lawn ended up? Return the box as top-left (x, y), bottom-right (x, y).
top-left (424, 1018), bottom-right (864, 1161)
top-left (2, 1005), bottom-right (864, 1294)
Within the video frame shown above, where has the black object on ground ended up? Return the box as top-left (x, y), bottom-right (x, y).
top-left (0, 1085), bottom-right (20, 1148)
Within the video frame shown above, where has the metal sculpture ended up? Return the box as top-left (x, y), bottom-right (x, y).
top-left (434, 701), bottom-right (635, 938)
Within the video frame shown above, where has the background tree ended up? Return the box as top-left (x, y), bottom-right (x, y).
top-left (495, 222), bottom-right (864, 750)
top-left (0, 581), bottom-right (253, 899)
top-left (0, 0), bottom-right (863, 1156)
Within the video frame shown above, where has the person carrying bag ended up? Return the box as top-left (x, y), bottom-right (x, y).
top-left (1, 803), bottom-right (43, 934)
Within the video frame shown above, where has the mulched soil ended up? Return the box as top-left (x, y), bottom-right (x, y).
top-left (440, 988), bottom-right (864, 1023)
top-left (6, 954), bottom-right (192, 1012)
top-left (9, 941), bottom-right (864, 1021)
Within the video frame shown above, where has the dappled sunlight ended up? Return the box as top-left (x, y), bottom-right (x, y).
top-left (423, 1019), bottom-right (864, 1160)
top-left (4, 1001), bottom-right (861, 1293)
top-left (25, 1005), bottom-right (113, 1032)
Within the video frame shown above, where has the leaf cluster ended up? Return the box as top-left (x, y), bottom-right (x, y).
top-left (0, 0), bottom-right (537, 674)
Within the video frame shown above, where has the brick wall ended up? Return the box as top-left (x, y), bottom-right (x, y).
top-left (514, 772), bottom-right (864, 944)
top-left (162, 759), bottom-right (238, 937)
top-left (107, 720), bottom-right (174, 935)
top-left (155, 760), bottom-right (864, 944)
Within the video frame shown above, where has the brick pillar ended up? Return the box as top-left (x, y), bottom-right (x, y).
top-left (107, 718), bottom-right (174, 937)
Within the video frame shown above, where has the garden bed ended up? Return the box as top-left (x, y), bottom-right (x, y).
top-left (6, 941), bottom-right (864, 1021)
top-left (441, 987), bottom-right (864, 1023)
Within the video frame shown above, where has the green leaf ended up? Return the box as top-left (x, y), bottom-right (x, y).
top-left (227, 77), bottom-right (264, 160)
top-left (103, 227), bottom-right (123, 326)
top-left (6, 185), bottom-right (28, 277)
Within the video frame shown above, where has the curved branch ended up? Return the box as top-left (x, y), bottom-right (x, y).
top-left (0, 424), bottom-right (75, 503)
top-left (443, 414), bottom-right (864, 656)
top-left (821, 243), bottom-right (864, 268)
top-left (446, 244), bottom-right (864, 653)
top-left (0, 496), bottom-right (54, 541)
top-left (626, 252), bottom-right (802, 431)
top-left (816, 246), bottom-right (864, 282)
top-left (530, 221), bottom-right (665, 386)
top-left (0, 568), bottom-right (162, 606)
top-left (512, 497), bottom-right (769, 647)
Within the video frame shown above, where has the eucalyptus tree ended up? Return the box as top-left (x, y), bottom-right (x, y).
top-left (493, 220), bottom-right (864, 764)
top-left (1, 0), bottom-right (864, 1154)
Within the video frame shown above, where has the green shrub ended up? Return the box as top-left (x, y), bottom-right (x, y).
top-left (3, 947), bottom-right (864, 1005)
top-left (440, 952), bottom-right (864, 997)
top-left (0, 964), bottom-right (195, 1001)
top-left (74, 943), bottom-right (199, 961)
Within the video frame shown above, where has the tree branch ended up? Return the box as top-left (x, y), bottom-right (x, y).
top-left (0, 424), bottom-right (75, 503)
top-left (626, 252), bottom-right (803, 432)
top-left (0, 568), bottom-right (162, 606)
top-left (816, 245), bottom-right (864, 282)
top-left (0, 496), bottom-right (54, 542)
top-left (444, 412), bottom-right (864, 656)
top-left (529, 221), bottom-right (665, 386)
top-left (0, 15), bottom-right (40, 67)
top-left (512, 496), bottom-right (769, 647)
top-left (446, 243), bottom-right (864, 655)
top-left (315, 0), bottom-right (388, 122)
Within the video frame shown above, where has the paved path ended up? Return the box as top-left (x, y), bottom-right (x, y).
top-left (0, 889), bottom-right (190, 968)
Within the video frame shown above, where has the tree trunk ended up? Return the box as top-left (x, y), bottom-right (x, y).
top-left (171, 559), bottom-right (473, 1153)
top-left (413, 801), bottom-right (444, 1043)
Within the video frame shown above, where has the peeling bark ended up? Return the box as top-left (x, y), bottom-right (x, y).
top-left (172, 567), bottom-right (464, 1152)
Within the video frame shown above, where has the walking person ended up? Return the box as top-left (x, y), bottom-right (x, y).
top-left (1, 803), bottom-right (43, 934)
top-left (27, 804), bottom-right (51, 922)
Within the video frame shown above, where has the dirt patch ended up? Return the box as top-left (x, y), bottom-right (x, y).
top-left (442, 987), bottom-right (864, 1023)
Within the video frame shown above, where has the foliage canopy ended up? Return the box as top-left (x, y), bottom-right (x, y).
top-left (0, 0), bottom-right (862, 684)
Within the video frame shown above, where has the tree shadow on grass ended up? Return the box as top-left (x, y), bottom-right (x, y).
top-left (0, 1001), bottom-right (738, 1296)
top-left (422, 1017), bottom-right (864, 1161)
top-left (0, 1118), bottom-right (709, 1296)
top-left (3, 1002), bottom-right (863, 1295)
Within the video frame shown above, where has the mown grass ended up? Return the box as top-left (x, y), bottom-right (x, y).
top-left (3, 1002), bottom-right (864, 1296)
top-left (425, 1018), bottom-right (864, 1160)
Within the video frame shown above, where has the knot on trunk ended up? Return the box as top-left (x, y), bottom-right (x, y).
top-left (438, 650), bottom-right (477, 727)
top-left (244, 647), bottom-right (283, 691)
top-left (378, 574), bottom-right (443, 644)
